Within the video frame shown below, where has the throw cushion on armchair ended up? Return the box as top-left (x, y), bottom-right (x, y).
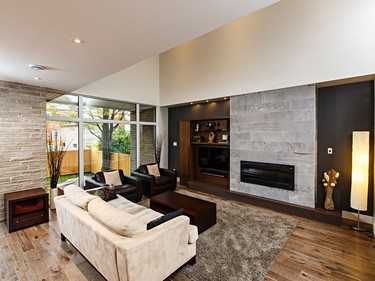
top-left (103, 170), bottom-right (122, 186)
top-left (131, 163), bottom-right (177, 197)
top-left (85, 169), bottom-right (143, 203)
top-left (147, 164), bottom-right (160, 177)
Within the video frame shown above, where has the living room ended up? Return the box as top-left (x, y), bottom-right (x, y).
top-left (1, 0), bottom-right (375, 280)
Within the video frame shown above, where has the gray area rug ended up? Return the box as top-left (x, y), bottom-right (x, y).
top-left (176, 190), bottom-right (298, 281)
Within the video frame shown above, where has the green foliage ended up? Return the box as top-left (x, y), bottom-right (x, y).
top-left (96, 128), bottom-right (130, 154)
top-left (112, 128), bottom-right (131, 154)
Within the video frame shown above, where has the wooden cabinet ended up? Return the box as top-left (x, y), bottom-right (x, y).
top-left (179, 117), bottom-right (230, 188)
top-left (5, 188), bottom-right (49, 233)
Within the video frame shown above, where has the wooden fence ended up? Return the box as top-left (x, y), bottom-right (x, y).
top-left (47, 150), bottom-right (131, 176)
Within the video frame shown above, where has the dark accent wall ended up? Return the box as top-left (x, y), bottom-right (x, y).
top-left (168, 100), bottom-right (230, 175)
top-left (317, 81), bottom-right (374, 215)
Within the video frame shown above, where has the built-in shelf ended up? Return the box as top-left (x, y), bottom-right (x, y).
top-left (179, 117), bottom-right (230, 187)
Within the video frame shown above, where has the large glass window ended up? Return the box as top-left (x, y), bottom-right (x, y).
top-left (46, 93), bottom-right (78, 118)
top-left (46, 93), bottom-right (156, 187)
top-left (84, 123), bottom-right (136, 175)
top-left (46, 121), bottom-right (80, 187)
top-left (83, 97), bottom-right (136, 121)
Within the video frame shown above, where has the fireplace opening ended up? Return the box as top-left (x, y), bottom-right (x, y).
top-left (240, 161), bottom-right (295, 191)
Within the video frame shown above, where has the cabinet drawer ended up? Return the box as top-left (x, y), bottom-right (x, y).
top-left (12, 211), bottom-right (47, 230)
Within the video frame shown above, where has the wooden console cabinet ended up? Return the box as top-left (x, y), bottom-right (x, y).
top-left (4, 188), bottom-right (49, 233)
top-left (179, 117), bottom-right (230, 188)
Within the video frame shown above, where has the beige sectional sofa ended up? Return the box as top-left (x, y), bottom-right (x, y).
top-left (54, 185), bottom-right (198, 281)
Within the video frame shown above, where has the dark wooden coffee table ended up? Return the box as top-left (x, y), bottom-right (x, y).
top-left (150, 191), bottom-right (216, 234)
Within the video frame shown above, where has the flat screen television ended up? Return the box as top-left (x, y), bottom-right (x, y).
top-left (198, 146), bottom-right (229, 172)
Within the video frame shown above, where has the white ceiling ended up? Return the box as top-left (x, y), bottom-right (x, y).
top-left (0, 0), bottom-right (278, 93)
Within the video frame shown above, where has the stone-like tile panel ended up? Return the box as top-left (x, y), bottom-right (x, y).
top-left (230, 85), bottom-right (316, 208)
top-left (0, 81), bottom-right (46, 222)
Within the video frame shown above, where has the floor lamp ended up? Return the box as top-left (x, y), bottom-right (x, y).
top-left (350, 131), bottom-right (370, 231)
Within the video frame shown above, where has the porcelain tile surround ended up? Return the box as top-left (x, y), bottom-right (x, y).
top-left (230, 85), bottom-right (316, 208)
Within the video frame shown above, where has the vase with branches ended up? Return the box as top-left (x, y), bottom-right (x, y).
top-left (155, 132), bottom-right (166, 165)
top-left (47, 132), bottom-right (67, 189)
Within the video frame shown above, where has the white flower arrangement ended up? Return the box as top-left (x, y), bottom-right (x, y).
top-left (322, 169), bottom-right (340, 188)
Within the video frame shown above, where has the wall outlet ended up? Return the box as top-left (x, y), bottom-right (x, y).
top-left (173, 142), bottom-right (178, 147)
top-left (328, 148), bottom-right (333, 154)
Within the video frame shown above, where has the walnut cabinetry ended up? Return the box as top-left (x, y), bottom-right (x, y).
top-left (5, 188), bottom-right (49, 233)
top-left (179, 117), bottom-right (230, 188)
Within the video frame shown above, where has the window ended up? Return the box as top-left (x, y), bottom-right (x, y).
top-left (46, 93), bottom-right (156, 186)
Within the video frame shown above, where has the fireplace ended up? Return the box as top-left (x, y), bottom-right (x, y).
top-left (240, 161), bottom-right (295, 191)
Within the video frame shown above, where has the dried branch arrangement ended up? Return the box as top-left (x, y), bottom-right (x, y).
top-left (47, 132), bottom-right (67, 189)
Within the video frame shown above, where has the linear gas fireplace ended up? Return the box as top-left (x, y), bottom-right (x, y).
top-left (240, 161), bottom-right (295, 191)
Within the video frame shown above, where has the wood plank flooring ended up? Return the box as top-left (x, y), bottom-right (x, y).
top-left (1, 189), bottom-right (375, 281)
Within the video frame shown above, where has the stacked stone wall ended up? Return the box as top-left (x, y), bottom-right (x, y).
top-left (230, 85), bottom-right (316, 208)
top-left (0, 81), bottom-right (46, 222)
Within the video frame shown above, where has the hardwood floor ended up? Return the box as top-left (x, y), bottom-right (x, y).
top-left (1, 190), bottom-right (375, 281)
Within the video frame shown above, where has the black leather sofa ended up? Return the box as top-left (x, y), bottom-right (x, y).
top-left (85, 169), bottom-right (143, 202)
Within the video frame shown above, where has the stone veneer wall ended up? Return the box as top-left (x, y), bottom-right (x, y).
top-left (230, 85), bottom-right (316, 208)
top-left (0, 81), bottom-right (46, 222)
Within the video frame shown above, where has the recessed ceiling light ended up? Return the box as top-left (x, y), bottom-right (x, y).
top-left (29, 64), bottom-right (46, 71)
top-left (33, 77), bottom-right (41, 80)
top-left (206, 100), bottom-right (209, 103)
top-left (224, 97), bottom-right (227, 100)
top-left (72, 38), bottom-right (84, 44)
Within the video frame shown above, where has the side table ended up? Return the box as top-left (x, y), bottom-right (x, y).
top-left (4, 188), bottom-right (49, 233)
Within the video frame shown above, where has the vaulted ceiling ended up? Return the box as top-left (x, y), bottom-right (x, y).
top-left (0, 0), bottom-right (278, 92)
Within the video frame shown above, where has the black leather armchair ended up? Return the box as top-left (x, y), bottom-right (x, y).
top-left (131, 164), bottom-right (177, 197)
top-left (85, 169), bottom-right (143, 202)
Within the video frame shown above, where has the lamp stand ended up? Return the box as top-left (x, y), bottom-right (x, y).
top-left (350, 210), bottom-right (368, 232)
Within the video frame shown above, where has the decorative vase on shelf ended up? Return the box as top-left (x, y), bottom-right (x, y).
top-left (322, 169), bottom-right (340, 211)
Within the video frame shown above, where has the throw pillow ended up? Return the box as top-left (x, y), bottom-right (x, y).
top-left (91, 187), bottom-right (118, 201)
top-left (64, 184), bottom-right (97, 210)
top-left (147, 208), bottom-right (184, 230)
top-left (147, 164), bottom-right (160, 177)
top-left (103, 170), bottom-right (122, 186)
top-left (88, 197), bottom-right (146, 237)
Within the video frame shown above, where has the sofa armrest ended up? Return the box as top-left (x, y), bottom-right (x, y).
top-left (159, 168), bottom-right (176, 178)
top-left (123, 174), bottom-right (140, 186)
top-left (84, 178), bottom-right (107, 190)
top-left (116, 216), bottom-right (194, 281)
top-left (131, 171), bottom-right (156, 186)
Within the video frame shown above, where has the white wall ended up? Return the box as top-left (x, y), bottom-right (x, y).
top-left (159, 0), bottom-right (375, 106)
top-left (75, 56), bottom-right (160, 105)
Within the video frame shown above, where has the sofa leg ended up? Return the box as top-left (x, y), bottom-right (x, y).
top-left (61, 233), bottom-right (66, 242)
top-left (188, 256), bottom-right (196, 265)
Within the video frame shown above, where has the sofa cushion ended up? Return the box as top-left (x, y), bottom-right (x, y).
top-left (88, 187), bottom-right (118, 201)
top-left (147, 164), bottom-right (160, 177)
top-left (88, 197), bottom-right (146, 237)
top-left (64, 184), bottom-right (97, 210)
top-left (109, 195), bottom-right (163, 223)
top-left (147, 208), bottom-right (184, 230)
top-left (103, 170), bottom-right (122, 186)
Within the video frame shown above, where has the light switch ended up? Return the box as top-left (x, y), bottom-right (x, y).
top-left (328, 148), bottom-right (333, 154)
top-left (173, 142), bottom-right (178, 147)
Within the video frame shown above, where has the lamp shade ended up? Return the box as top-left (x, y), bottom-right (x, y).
top-left (350, 131), bottom-right (370, 211)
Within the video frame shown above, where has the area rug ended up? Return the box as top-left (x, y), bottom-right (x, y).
top-left (173, 189), bottom-right (298, 281)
